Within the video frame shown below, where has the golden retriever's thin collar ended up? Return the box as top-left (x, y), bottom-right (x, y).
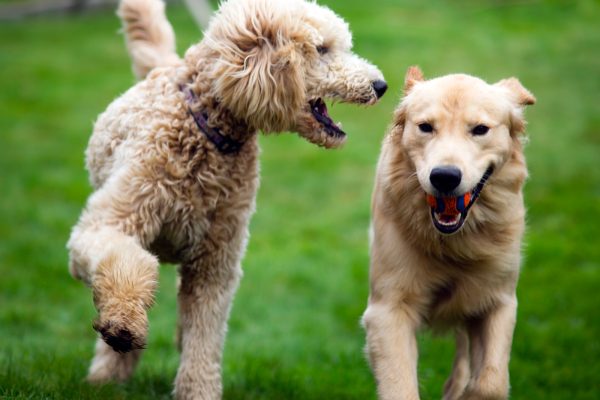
top-left (179, 84), bottom-right (245, 154)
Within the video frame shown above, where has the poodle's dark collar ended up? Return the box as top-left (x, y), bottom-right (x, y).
top-left (180, 85), bottom-right (244, 154)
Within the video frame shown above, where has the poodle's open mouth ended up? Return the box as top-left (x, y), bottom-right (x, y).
top-left (309, 98), bottom-right (346, 139)
top-left (426, 167), bottom-right (494, 234)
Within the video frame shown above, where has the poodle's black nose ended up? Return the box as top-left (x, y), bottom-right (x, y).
top-left (430, 166), bottom-right (462, 193)
top-left (372, 80), bottom-right (388, 99)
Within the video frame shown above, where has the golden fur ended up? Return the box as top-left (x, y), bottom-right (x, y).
top-left (362, 67), bottom-right (535, 400)
top-left (67, 0), bottom-right (385, 398)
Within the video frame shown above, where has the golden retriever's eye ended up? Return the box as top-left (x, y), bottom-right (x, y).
top-left (472, 124), bottom-right (490, 136)
top-left (316, 45), bottom-right (329, 55)
top-left (418, 123), bottom-right (434, 133)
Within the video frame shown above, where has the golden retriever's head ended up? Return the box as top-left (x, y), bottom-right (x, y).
top-left (200, 0), bottom-right (386, 148)
top-left (392, 66), bottom-right (535, 234)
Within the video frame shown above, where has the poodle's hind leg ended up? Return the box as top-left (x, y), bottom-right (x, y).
top-left (87, 337), bottom-right (144, 383)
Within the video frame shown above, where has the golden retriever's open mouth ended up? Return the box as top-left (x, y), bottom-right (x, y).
top-left (426, 167), bottom-right (494, 234)
top-left (309, 98), bottom-right (346, 139)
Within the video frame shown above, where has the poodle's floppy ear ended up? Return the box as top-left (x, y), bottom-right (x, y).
top-left (404, 66), bottom-right (425, 94)
top-left (209, 3), bottom-right (305, 132)
top-left (495, 77), bottom-right (536, 135)
top-left (495, 77), bottom-right (536, 106)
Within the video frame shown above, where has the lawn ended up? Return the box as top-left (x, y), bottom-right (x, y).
top-left (1, 0), bottom-right (599, 399)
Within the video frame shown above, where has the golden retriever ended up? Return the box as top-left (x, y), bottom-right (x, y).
top-left (362, 66), bottom-right (535, 400)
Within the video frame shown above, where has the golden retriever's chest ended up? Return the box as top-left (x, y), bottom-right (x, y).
top-left (427, 270), bottom-right (505, 325)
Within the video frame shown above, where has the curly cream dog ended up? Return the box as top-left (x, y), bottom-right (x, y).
top-left (362, 67), bottom-right (535, 400)
top-left (67, 0), bottom-right (386, 398)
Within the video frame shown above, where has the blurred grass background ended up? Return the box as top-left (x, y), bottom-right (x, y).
top-left (1, 0), bottom-right (599, 398)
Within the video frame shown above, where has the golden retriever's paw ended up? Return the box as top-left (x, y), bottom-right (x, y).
top-left (458, 388), bottom-right (507, 400)
top-left (93, 315), bottom-right (147, 353)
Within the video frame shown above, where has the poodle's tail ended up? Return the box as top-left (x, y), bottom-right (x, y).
top-left (118, 0), bottom-right (181, 80)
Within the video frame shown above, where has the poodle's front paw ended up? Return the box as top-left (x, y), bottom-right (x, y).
top-left (93, 311), bottom-right (147, 353)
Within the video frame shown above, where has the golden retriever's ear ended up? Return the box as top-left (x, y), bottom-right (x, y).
top-left (495, 77), bottom-right (535, 135)
top-left (495, 77), bottom-right (536, 106)
top-left (393, 66), bottom-right (422, 138)
top-left (404, 66), bottom-right (425, 94)
top-left (390, 103), bottom-right (407, 139)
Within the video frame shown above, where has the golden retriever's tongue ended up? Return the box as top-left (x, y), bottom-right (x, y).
top-left (426, 193), bottom-right (472, 217)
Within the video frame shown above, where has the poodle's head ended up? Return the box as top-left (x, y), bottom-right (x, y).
top-left (196, 0), bottom-right (386, 148)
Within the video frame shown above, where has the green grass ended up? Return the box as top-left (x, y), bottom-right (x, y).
top-left (1, 0), bottom-right (599, 398)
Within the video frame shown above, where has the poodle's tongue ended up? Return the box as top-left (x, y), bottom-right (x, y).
top-left (426, 193), bottom-right (472, 217)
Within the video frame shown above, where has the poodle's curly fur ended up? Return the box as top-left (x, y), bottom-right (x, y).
top-left (67, 0), bottom-right (385, 398)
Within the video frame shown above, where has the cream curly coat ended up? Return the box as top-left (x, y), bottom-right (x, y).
top-left (67, 0), bottom-right (385, 398)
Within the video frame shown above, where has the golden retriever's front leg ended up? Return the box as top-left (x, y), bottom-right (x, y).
top-left (460, 296), bottom-right (517, 400)
top-left (363, 301), bottom-right (421, 400)
top-left (443, 328), bottom-right (470, 400)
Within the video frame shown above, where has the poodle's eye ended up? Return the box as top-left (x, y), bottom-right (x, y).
top-left (471, 124), bottom-right (490, 136)
top-left (418, 123), bottom-right (434, 133)
top-left (316, 45), bottom-right (329, 55)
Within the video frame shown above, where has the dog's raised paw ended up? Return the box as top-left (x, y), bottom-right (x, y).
top-left (93, 319), bottom-right (146, 353)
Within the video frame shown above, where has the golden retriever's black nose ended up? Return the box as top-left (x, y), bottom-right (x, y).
top-left (372, 80), bottom-right (388, 99)
top-left (430, 166), bottom-right (462, 193)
